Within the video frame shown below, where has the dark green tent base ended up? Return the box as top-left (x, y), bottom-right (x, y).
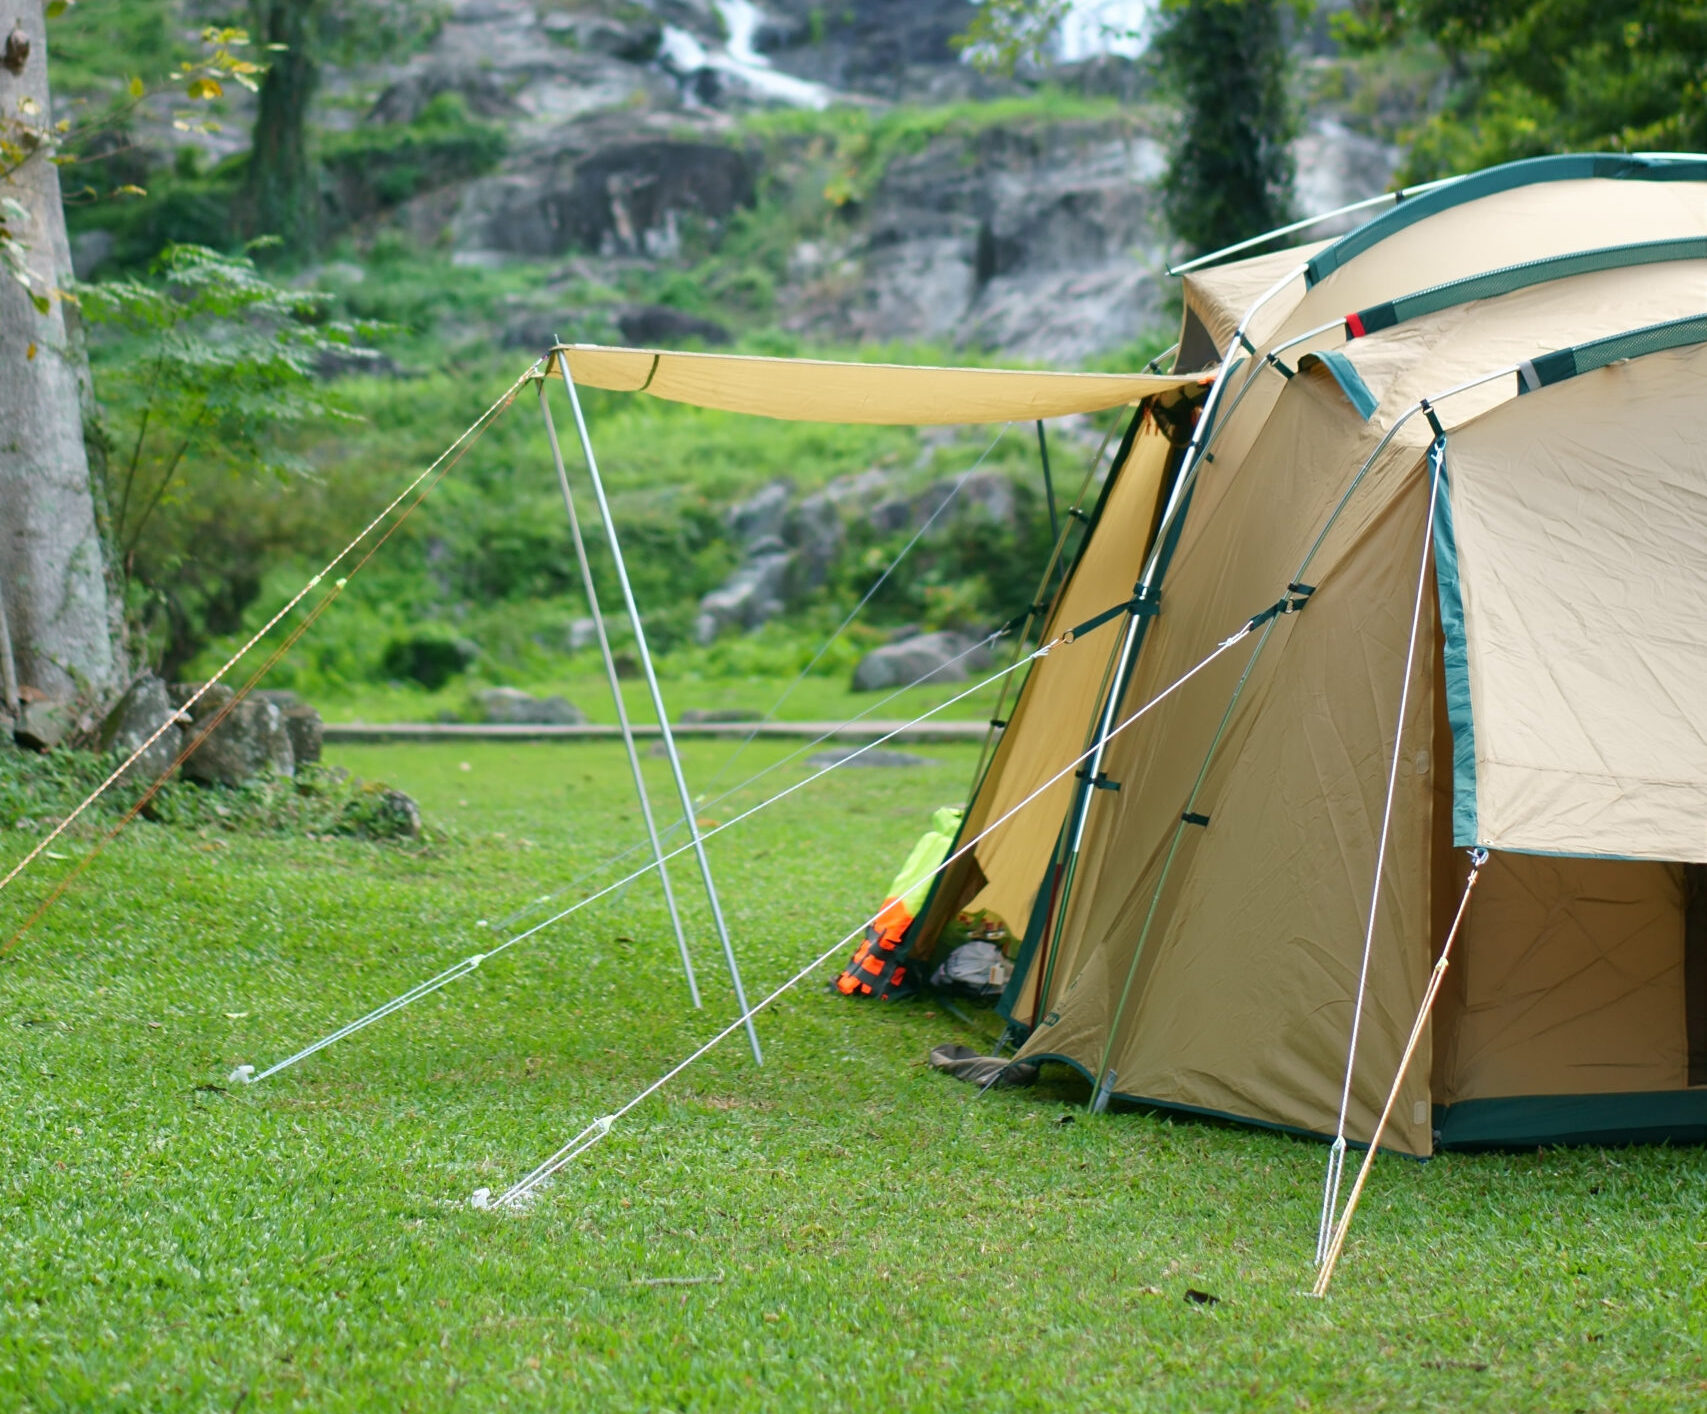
top-left (1022, 1051), bottom-right (1430, 1158)
top-left (1434, 1089), bottom-right (1707, 1151)
top-left (1020, 1053), bottom-right (1707, 1155)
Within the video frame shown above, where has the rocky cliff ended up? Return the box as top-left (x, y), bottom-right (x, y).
top-left (78, 0), bottom-right (1399, 364)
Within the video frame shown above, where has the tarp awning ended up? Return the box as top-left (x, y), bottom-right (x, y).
top-left (547, 344), bottom-right (1206, 425)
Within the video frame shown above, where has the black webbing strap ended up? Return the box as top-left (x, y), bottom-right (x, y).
top-left (1060, 584), bottom-right (1161, 644)
top-left (1419, 397), bottom-right (1445, 440)
top-left (1236, 329), bottom-right (1257, 355)
top-left (1266, 351), bottom-right (1295, 380)
top-left (1181, 811), bottom-right (1210, 827)
top-left (1076, 768), bottom-right (1121, 792)
top-left (1244, 581), bottom-right (1316, 632)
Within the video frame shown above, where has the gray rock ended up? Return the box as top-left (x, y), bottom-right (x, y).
top-left (694, 547), bottom-right (794, 643)
top-left (541, 10), bottom-right (663, 62)
top-left (784, 491), bottom-right (844, 588)
top-left (955, 470), bottom-right (1016, 525)
top-left (616, 305), bottom-right (731, 347)
top-left (851, 630), bottom-right (992, 692)
top-left (375, 788), bottom-right (423, 839)
top-left (565, 612), bottom-right (631, 653)
top-left (453, 140), bottom-right (756, 260)
top-left (99, 674), bottom-right (183, 782)
top-left (13, 697), bottom-right (74, 752)
top-left (473, 687), bottom-right (587, 725)
top-left (728, 478), bottom-right (794, 547)
top-left (806, 746), bottom-right (930, 769)
top-left (281, 703), bottom-right (323, 765)
top-left (172, 684), bottom-right (295, 785)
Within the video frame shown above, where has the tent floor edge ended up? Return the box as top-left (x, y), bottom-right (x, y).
top-left (1434, 1089), bottom-right (1707, 1151)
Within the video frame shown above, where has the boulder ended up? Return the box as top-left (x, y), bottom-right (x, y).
top-left (13, 696), bottom-right (75, 752)
top-left (728, 479), bottom-right (794, 547)
top-left (99, 674), bottom-right (183, 782)
top-left (783, 491), bottom-right (844, 588)
top-left (615, 305), bottom-right (731, 347)
top-left (172, 684), bottom-right (295, 785)
top-left (453, 140), bottom-right (756, 260)
top-left (255, 690), bottom-right (324, 765)
top-left (540, 9), bottom-right (663, 62)
top-left (472, 687), bottom-right (587, 725)
top-left (851, 630), bottom-right (992, 692)
top-left (694, 545), bottom-right (794, 643)
top-left (806, 746), bottom-right (930, 769)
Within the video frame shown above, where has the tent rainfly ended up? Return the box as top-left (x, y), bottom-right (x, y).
top-left (905, 151), bottom-right (1707, 1156)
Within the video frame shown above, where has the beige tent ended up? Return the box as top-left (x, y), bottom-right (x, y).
top-left (909, 152), bottom-right (1707, 1154)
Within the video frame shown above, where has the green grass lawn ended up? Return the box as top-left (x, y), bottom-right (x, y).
top-left (3, 740), bottom-right (1705, 1411)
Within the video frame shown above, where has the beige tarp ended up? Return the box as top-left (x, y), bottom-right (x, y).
top-left (1445, 342), bottom-right (1707, 861)
top-left (547, 345), bottom-right (1206, 425)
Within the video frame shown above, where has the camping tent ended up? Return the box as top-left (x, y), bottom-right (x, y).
top-left (906, 152), bottom-right (1707, 1155)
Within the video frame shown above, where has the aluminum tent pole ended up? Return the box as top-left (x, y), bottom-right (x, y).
top-left (551, 353), bottom-right (763, 1065)
top-left (1021, 266), bottom-right (1306, 1077)
top-left (537, 376), bottom-right (702, 1008)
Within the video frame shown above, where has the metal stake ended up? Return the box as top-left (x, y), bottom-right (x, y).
top-left (550, 351), bottom-right (763, 1065)
top-left (537, 381), bottom-right (702, 1008)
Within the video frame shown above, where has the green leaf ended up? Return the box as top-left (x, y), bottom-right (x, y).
top-left (128, 75), bottom-right (145, 99)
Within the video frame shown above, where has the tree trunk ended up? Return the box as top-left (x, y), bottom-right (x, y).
top-left (0, 0), bottom-right (124, 709)
top-left (238, 0), bottom-right (322, 256)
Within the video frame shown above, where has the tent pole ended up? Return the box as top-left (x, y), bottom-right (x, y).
top-left (537, 374), bottom-right (703, 1008)
top-left (1035, 420), bottom-right (1059, 546)
top-left (550, 352), bottom-right (764, 1065)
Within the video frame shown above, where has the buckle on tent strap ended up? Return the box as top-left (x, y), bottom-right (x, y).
top-left (1235, 329), bottom-right (1257, 355)
top-left (1246, 581), bottom-right (1316, 631)
top-left (1181, 811), bottom-right (1210, 827)
top-left (1419, 398), bottom-right (1445, 440)
top-left (1063, 587), bottom-right (1160, 644)
top-left (1265, 351), bottom-right (1295, 380)
top-left (989, 718), bottom-right (1008, 730)
top-left (1069, 506), bottom-right (1091, 524)
top-left (1076, 768), bottom-right (1120, 792)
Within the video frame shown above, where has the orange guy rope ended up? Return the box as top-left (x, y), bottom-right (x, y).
top-left (1311, 846), bottom-right (1490, 1297)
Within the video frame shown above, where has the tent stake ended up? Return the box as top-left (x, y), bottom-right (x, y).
top-left (550, 351), bottom-right (763, 1065)
top-left (1313, 849), bottom-right (1489, 1297)
top-left (537, 377), bottom-right (702, 1009)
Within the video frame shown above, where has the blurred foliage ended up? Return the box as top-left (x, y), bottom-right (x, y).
top-left (1338, 0), bottom-right (1707, 180)
top-left (1150, 0), bottom-right (1300, 257)
top-left (76, 242), bottom-right (383, 674)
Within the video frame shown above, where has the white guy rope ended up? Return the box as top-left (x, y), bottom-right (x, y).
top-left (1316, 439), bottom-right (1446, 1265)
top-left (1312, 847), bottom-right (1489, 1297)
top-left (238, 625), bottom-right (1065, 1085)
top-left (0, 360), bottom-right (542, 902)
top-left (479, 619), bottom-right (1259, 1208)
top-left (489, 624), bottom-right (1016, 936)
